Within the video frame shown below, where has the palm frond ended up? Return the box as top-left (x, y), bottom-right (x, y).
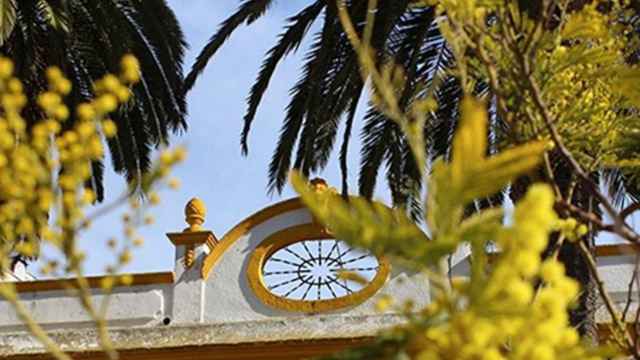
top-left (1, 0), bottom-right (187, 196)
top-left (0, 0), bottom-right (16, 46)
top-left (241, 1), bottom-right (324, 154)
top-left (268, 9), bottom-right (340, 193)
top-left (339, 89), bottom-right (362, 196)
top-left (358, 108), bottom-right (398, 198)
top-left (184, 0), bottom-right (275, 92)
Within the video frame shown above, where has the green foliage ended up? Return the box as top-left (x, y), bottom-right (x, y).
top-left (294, 173), bottom-right (433, 267)
top-left (296, 97), bottom-right (607, 359)
top-left (0, 0), bottom-right (15, 46)
top-left (294, 95), bottom-right (545, 267)
top-left (439, 1), bottom-right (640, 180)
top-left (294, 95), bottom-right (544, 267)
top-left (427, 98), bottom-right (546, 237)
top-left (187, 1), bottom-right (460, 212)
top-left (0, 0), bottom-right (187, 200)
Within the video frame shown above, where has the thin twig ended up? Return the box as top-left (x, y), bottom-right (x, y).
top-left (555, 200), bottom-right (616, 232)
top-left (71, 269), bottom-right (118, 359)
top-left (578, 241), bottom-right (638, 357)
top-left (0, 285), bottom-right (71, 360)
top-left (621, 202), bottom-right (640, 220)
top-left (623, 255), bottom-right (639, 323)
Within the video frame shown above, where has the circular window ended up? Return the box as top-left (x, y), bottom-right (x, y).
top-left (247, 224), bottom-right (390, 313)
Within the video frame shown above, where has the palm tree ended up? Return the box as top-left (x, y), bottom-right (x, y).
top-left (0, 0), bottom-right (187, 201)
top-left (185, 1), bottom-right (444, 214)
top-left (186, 0), bottom-right (640, 339)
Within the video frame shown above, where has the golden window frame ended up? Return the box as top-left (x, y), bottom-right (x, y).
top-left (246, 223), bottom-right (390, 313)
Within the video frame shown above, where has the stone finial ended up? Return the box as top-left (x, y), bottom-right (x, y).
top-left (310, 178), bottom-right (338, 196)
top-left (309, 178), bottom-right (328, 192)
top-left (185, 197), bottom-right (206, 232)
top-left (167, 197), bottom-right (217, 272)
top-left (308, 178), bottom-right (335, 230)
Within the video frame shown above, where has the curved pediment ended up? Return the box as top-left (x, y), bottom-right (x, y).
top-left (201, 197), bottom-right (307, 280)
top-left (199, 193), bottom-right (430, 323)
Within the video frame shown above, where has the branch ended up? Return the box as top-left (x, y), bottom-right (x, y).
top-left (555, 200), bottom-right (616, 232)
top-left (73, 273), bottom-right (118, 360)
top-left (0, 285), bottom-right (71, 360)
top-left (578, 242), bottom-right (638, 357)
top-left (622, 256), bottom-right (639, 323)
top-left (621, 202), bottom-right (640, 220)
top-left (514, 47), bottom-right (640, 248)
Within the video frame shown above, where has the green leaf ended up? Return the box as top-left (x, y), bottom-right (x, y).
top-left (37, 0), bottom-right (70, 33)
top-left (457, 207), bottom-right (503, 244)
top-left (291, 172), bottom-right (438, 269)
top-left (428, 96), bottom-right (545, 235)
top-left (461, 141), bottom-right (546, 202)
top-left (451, 98), bottom-right (487, 188)
top-left (0, 0), bottom-right (16, 46)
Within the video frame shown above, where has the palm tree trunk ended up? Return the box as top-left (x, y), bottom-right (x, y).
top-left (510, 157), bottom-right (598, 342)
top-left (558, 236), bottom-right (598, 342)
top-left (512, 0), bottom-right (605, 342)
top-left (555, 161), bottom-right (599, 342)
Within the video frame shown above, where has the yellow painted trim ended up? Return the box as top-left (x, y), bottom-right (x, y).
top-left (201, 198), bottom-right (306, 279)
top-left (9, 337), bottom-right (375, 360)
top-left (167, 230), bottom-right (217, 247)
top-left (11, 271), bottom-right (175, 293)
top-left (596, 243), bottom-right (639, 257)
top-left (485, 244), bottom-right (639, 264)
top-left (246, 223), bottom-right (390, 313)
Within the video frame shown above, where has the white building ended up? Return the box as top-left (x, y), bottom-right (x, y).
top-left (0, 180), bottom-right (636, 359)
top-left (0, 180), bottom-right (430, 359)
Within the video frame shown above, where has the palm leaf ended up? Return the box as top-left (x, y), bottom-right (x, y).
top-left (1, 0), bottom-right (187, 196)
top-left (359, 108), bottom-right (398, 198)
top-left (0, 0), bottom-right (16, 46)
top-left (339, 88), bottom-right (362, 195)
top-left (241, 1), bottom-right (325, 154)
top-left (268, 10), bottom-right (340, 193)
top-left (184, 0), bottom-right (275, 92)
top-left (36, 0), bottom-right (69, 32)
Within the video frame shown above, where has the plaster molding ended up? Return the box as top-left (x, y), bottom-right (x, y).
top-left (201, 198), bottom-right (305, 279)
top-left (10, 272), bottom-right (174, 293)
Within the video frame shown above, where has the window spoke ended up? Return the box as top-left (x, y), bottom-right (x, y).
top-left (263, 239), bottom-right (380, 301)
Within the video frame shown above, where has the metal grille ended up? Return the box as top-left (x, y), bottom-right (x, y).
top-left (261, 239), bottom-right (379, 301)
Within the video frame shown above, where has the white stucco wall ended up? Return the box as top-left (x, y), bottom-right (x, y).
top-left (204, 208), bottom-right (312, 322)
top-left (202, 206), bottom-right (430, 323)
top-left (0, 284), bottom-right (171, 333)
top-left (1, 196), bottom-right (639, 357)
top-left (0, 198), bottom-right (431, 341)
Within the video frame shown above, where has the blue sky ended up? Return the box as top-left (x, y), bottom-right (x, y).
top-left (37, 1), bottom-right (630, 277)
top-left (46, 1), bottom-right (383, 276)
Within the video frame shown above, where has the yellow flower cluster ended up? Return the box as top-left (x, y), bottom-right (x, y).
top-left (414, 185), bottom-right (595, 360)
top-left (438, 0), bottom-right (640, 174)
top-left (0, 58), bottom-right (51, 258)
top-left (557, 218), bottom-right (589, 242)
top-left (297, 94), bottom-right (605, 358)
top-left (112, 144), bottom-right (188, 277)
top-left (0, 54), bottom-right (183, 278)
top-left (36, 57), bottom-right (141, 242)
top-left (307, 1), bottom-right (640, 358)
top-left (561, 4), bottom-right (609, 40)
